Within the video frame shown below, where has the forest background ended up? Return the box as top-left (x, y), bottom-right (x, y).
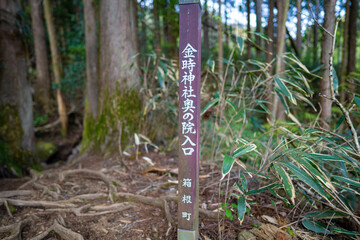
top-left (1, 0), bottom-right (360, 239)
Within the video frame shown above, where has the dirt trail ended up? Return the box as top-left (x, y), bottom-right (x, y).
top-left (0, 151), bottom-right (298, 239)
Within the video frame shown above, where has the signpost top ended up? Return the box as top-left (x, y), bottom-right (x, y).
top-left (179, 0), bottom-right (201, 5)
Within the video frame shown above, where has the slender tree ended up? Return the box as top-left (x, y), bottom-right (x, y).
top-left (255, 0), bottom-right (263, 55)
top-left (218, 0), bottom-right (223, 75)
top-left (153, 0), bottom-right (162, 58)
top-left (43, 0), bottom-right (68, 136)
top-left (347, 0), bottom-right (358, 95)
top-left (313, 0), bottom-right (320, 64)
top-left (319, 0), bottom-right (336, 130)
top-left (246, 0), bottom-right (251, 59)
top-left (272, 0), bottom-right (289, 121)
top-left (30, 0), bottom-right (51, 113)
top-left (0, 0), bottom-right (36, 167)
top-left (203, 0), bottom-right (210, 59)
top-left (340, 0), bottom-right (350, 103)
top-left (266, 0), bottom-right (274, 112)
top-left (296, 0), bottom-right (302, 56)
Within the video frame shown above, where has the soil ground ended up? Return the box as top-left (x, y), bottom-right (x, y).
top-left (0, 142), bottom-right (352, 239)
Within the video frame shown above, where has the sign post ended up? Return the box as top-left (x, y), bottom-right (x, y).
top-left (178, 0), bottom-right (201, 239)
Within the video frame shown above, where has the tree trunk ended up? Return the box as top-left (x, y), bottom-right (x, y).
top-left (153, 0), bottom-right (162, 58)
top-left (313, 0), bottom-right (319, 64)
top-left (266, 0), bottom-right (274, 113)
top-left (162, 0), bottom-right (177, 58)
top-left (218, 0), bottom-right (223, 75)
top-left (255, 0), bottom-right (263, 56)
top-left (203, 0), bottom-right (209, 59)
top-left (0, 0), bottom-right (36, 172)
top-left (82, 0), bottom-right (141, 153)
top-left (271, 0), bottom-right (289, 121)
top-left (296, 0), bottom-right (302, 56)
top-left (246, 0), bottom-right (251, 59)
top-left (319, 0), bottom-right (336, 130)
top-left (347, 0), bottom-right (358, 95)
top-left (43, 0), bottom-right (68, 136)
top-left (29, 0), bottom-right (51, 113)
top-left (83, 0), bottom-right (98, 120)
top-left (340, 0), bottom-right (350, 104)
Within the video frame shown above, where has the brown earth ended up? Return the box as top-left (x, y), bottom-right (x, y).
top-left (0, 148), bottom-right (331, 240)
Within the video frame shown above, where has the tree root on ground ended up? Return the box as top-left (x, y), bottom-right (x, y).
top-left (114, 192), bottom-right (218, 219)
top-left (46, 202), bottom-right (133, 217)
top-left (0, 198), bottom-right (76, 209)
top-left (0, 219), bottom-right (30, 240)
top-left (29, 219), bottom-right (84, 240)
top-left (0, 190), bottom-right (34, 198)
top-left (58, 169), bottom-right (125, 203)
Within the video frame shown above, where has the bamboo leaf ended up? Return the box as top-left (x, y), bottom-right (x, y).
top-left (302, 220), bottom-right (333, 235)
top-left (355, 96), bottom-right (360, 109)
top-left (221, 155), bottom-right (235, 180)
top-left (236, 36), bottom-right (244, 54)
top-left (201, 98), bottom-right (219, 116)
top-left (237, 196), bottom-right (246, 224)
top-left (305, 210), bottom-right (349, 219)
top-left (282, 162), bottom-right (328, 198)
top-left (333, 176), bottom-right (360, 188)
top-left (247, 183), bottom-right (279, 195)
top-left (274, 164), bottom-right (295, 204)
top-left (233, 144), bottom-right (257, 158)
top-left (275, 77), bottom-right (296, 104)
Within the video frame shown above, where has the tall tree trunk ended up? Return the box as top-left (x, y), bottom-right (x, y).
top-left (83, 0), bottom-right (98, 120)
top-left (313, 0), bottom-right (319, 64)
top-left (162, 0), bottom-right (177, 58)
top-left (218, 0), bottom-right (223, 75)
top-left (266, 0), bottom-right (274, 113)
top-left (203, 0), bottom-right (209, 59)
top-left (43, 0), bottom-right (68, 136)
top-left (347, 0), bottom-right (358, 95)
top-left (0, 0), bottom-right (36, 171)
top-left (319, 0), bottom-right (336, 130)
top-left (82, 0), bottom-right (141, 153)
top-left (296, 0), bottom-right (302, 56)
top-left (29, 0), bottom-right (51, 113)
top-left (246, 0), bottom-right (251, 59)
top-left (340, 0), bottom-right (350, 103)
top-left (153, 0), bottom-right (162, 58)
top-left (255, 0), bottom-right (263, 56)
top-left (272, 0), bottom-right (289, 121)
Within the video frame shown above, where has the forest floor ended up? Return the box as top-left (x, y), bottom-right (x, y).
top-left (0, 126), bottom-right (348, 240)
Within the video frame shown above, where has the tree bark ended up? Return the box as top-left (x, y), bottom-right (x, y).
top-left (271, 0), bottom-right (289, 121)
top-left (153, 0), bottom-right (162, 58)
top-left (82, 0), bottom-right (141, 153)
top-left (296, 0), bottom-right (302, 56)
top-left (203, 0), bottom-right (209, 59)
top-left (29, 0), bottom-right (51, 113)
top-left (0, 0), bottom-right (36, 168)
top-left (255, 0), bottom-right (263, 56)
top-left (218, 0), bottom-right (223, 75)
top-left (313, 0), bottom-right (320, 64)
top-left (43, 0), bottom-right (68, 136)
top-left (246, 0), bottom-right (251, 59)
top-left (340, 0), bottom-right (350, 103)
top-left (266, 0), bottom-right (274, 113)
top-left (319, 0), bottom-right (336, 130)
top-left (347, 0), bottom-right (358, 95)
top-left (83, 0), bottom-right (98, 119)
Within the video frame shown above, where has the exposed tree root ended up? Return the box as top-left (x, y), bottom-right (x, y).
top-left (114, 192), bottom-right (218, 219)
top-left (33, 182), bottom-right (59, 200)
top-left (46, 203), bottom-right (133, 217)
top-left (0, 219), bottom-right (30, 240)
top-left (29, 220), bottom-right (84, 240)
top-left (58, 169), bottom-right (125, 203)
top-left (0, 190), bottom-right (33, 198)
top-left (0, 198), bottom-right (76, 209)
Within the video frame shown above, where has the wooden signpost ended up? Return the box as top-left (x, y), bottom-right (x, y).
top-left (178, 0), bottom-right (201, 239)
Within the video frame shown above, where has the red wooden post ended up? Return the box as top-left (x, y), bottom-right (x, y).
top-left (178, 0), bottom-right (201, 239)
